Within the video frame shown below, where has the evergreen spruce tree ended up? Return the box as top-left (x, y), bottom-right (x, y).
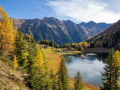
top-left (58, 80), bottom-right (63, 90)
top-left (27, 46), bottom-right (55, 90)
top-left (25, 55), bottom-right (35, 88)
top-left (74, 71), bottom-right (83, 90)
top-left (15, 31), bottom-right (26, 67)
top-left (58, 58), bottom-right (69, 90)
top-left (100, 49), bottom-right (115, 90)
top-left (50, 69), bottom-right (56, 89)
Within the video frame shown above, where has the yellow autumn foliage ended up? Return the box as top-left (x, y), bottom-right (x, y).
top-left (113, 50), bottom-right (120, 67)
top-left (13, 56), bottom-right (19, 69)
top-left (34, 47), bottom-right (45, 71)
top-left (0, 6), bottom-right (16, 55)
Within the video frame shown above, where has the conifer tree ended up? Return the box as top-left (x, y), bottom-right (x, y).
top-left (49, 69), bottom-right (56, 89)
top-left (101, 49), bottom-right (115, 90)
top-left (26, 46), bottom-right (55, 90)
top-left (112, 50), bottom-right (120, 90)
top-left (25, 55), bottom-right (34, 88)
top-left (15, 31), bottom-right (26, 67)
top-left (58, 58), bottom-right (69, 90)
top-left (74, 71), bottom-right (83, 90)
top-left (13, 56), bottom-right (19, 69)
top-left (59, 80), bottom-right (63, 90)
top-left (34, 47), bottom-right (45, 71)
top-left (0, 6), bottom-right (15, 56)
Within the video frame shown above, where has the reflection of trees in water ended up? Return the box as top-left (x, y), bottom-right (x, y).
top-left (65, 56), bottom-right (73, 63)
top-left (74, 53), bottom-right (82, 57)
top-left (83, 53), bottom-right (108, 63)
top-left (65, 53), bottom-right (108, 63)
top-left (65, 53), bottom-right (82, 63)
top-left (95, 53), bottom-right (108, 63)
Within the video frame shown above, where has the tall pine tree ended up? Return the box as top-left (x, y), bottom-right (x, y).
top-left (101, 49), bottom-right (114, 90)
top-left (58, 58), bottom-right (69, 90)
top-left (100, 49), bottom-right (120, 90)
top-left (74, 71), bottom-right (83, 90)
top-left (15, 31), bottom-right (26, 67)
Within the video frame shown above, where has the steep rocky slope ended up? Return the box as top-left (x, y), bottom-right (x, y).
top-left (80, 21), bottom-right (111, 37)
top-left (0, 59), bottom-right (29, 90)
top-left (11, 17), bottom-right (88, 44)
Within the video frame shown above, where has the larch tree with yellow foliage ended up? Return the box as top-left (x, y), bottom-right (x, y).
top-left (0, 6), bottom-right (15, 56)
top-left (112, 50), bottom-right (120, 90)
top-left (34, 47), bottom-right (45, 71)
top-left (13, 56), bottom-right (19, 69)
top-left (29, 47), bottom-right (55, 90)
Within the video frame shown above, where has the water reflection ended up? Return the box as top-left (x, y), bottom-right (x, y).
top-left (65, 53), bottom-right (108, 86)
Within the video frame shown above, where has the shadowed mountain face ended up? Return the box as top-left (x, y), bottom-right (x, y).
top-left (11, 17), bottom-right (110, 44)
top-left (79, 21), bottom-right (111, 37)
top-left (87, 20), bottom-right (120, 49)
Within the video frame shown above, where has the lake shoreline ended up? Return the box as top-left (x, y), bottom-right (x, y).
top-left (69, 77), bottom-right (100, 90)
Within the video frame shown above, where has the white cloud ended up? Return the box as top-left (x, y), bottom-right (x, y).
top-left (46, 0), bottom-right (120, 23)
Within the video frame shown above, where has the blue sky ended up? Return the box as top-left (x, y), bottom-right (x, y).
top-left (0, 0), bottom-right (120, 23)
top-left (0, 0), bottom-right (55, 19)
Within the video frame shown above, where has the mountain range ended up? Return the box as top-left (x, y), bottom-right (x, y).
top-left (80, 21), bottom-right (111, 37)
top-left (10, 17), bottom-right (111, 44)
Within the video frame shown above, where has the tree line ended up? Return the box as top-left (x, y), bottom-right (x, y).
top-left (71, 42), bottom-right (90, 51)
top-left (39, 40), bottom-right (70, 48)
top-left (39, 39), bottom-right (89, 51)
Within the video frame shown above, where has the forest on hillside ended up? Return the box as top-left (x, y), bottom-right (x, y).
top-left (87, 20), bottom-right (120, 50)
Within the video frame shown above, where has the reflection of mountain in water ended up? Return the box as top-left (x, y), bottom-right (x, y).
top-left (65, 53), bottom-right (82, 63)
top-left (65, 53), bottom-right (108, 63)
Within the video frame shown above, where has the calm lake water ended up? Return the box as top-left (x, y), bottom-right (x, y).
top-left (65, 53), bottom-right (108, 86)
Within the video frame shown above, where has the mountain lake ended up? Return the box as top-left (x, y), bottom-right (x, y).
top-left (65, 53), bottom-right (108, 86)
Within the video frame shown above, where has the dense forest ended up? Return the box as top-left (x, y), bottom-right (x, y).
top-left (87, 20), bottom-right (120, 50)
